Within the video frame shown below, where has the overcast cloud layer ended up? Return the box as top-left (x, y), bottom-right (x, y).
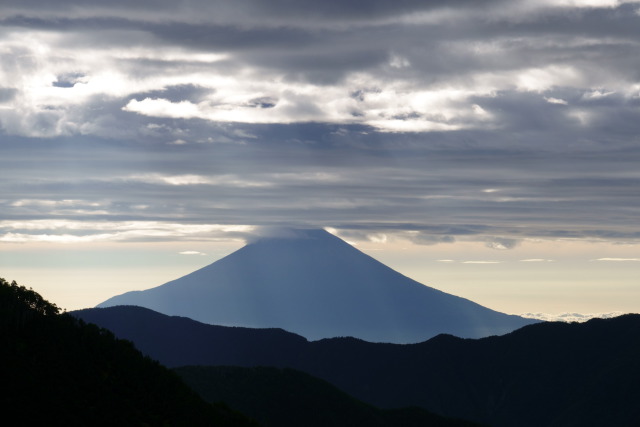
top-left (1, 0), bottom-right (640, 246)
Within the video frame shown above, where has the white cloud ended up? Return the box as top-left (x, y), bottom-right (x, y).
top-left (486, 237), bottom-right (520, 250)
top-left (0, 220), bottom-right (254, 243)
top-left (462, 260), bottom-right (502, 264)
top-left (0, 24), bottom-right (499, 136)
top-left (124, 98), bottom-right (201, 120)
top-left (124, 173), bottom-right (271, 188)
top-left (544, 97), bottom-right (568, 105)
top-left (568, 109), bottom-right (592, 125)
top-left (540, 0), bottom-right (640, 8)
top-left (582, 89), bottom-right (616, 100)
top-left (486, 242), bottom-right (509, 250)
top-left (515, 65), bottom-right (583, 92)
top-left (389, 53), bottom-right (411, 69)
top-left (10, 199), bottom-right (103, 208)
top-left (179, 251), bottom-right (207, 255)
top-left (367, 233), bottom-right (388, 243)
top-left (122, 82), bottom-right (498, 133)
top-left (135, 173), bottom-right (212, 186)
top-left (520, 312), bottom-right (627, 322)
top-left (594, 257), bottom-right (640, 262)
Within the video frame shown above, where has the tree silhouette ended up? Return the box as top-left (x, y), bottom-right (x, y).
top-left (0, 277), bottom-right (257, 426)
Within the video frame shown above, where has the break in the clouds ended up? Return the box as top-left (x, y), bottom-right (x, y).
top-left (1, 0), bottom-right (640, 245)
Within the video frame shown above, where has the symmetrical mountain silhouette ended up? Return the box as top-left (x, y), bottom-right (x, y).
top-left (74, 306), bottom-right (640, 427)
top-left (97, 228), bottom-right (534, 342)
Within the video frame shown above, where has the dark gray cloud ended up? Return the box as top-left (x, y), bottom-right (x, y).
top-left (1, 1), bottom-right (640, 245)
top-left (132, 84), bottom-right (212, 103)
top-left (2, 117), bottom-right (639, 243)
top-left (3, 2), bottom-right (639, 89)
top-left (0, 87), bottom-right (17, 102)
top-left (0, 0), bottom-right (504, 23)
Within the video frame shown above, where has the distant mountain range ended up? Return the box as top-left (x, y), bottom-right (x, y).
top-left (97, 228), bottom-right (535, 343)
top-left (74, 306), bottom-right (640, 427)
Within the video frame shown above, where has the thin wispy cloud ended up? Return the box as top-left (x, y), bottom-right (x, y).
top-left (0, 220), bottom-right (253, 243)
top-left (462, 261), bottom-right (502, 264)
top-left (179, 251), bottom-right (207, 256)
top-left (520, 312), bottom-right (626, 323)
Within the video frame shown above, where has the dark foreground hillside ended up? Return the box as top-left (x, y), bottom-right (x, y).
top-left (176, 366), bottom-right (485, 427)
top-left (0, 278), bottom-right (256, 426)
top-left (76, 305), bottom-right (640, 427)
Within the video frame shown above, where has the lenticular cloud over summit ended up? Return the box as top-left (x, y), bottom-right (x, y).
top-left (98, 228), bottom-right (535, 343)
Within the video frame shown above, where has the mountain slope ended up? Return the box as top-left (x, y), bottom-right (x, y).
top-left (97, 228), bottom-right (534, 342)
top-left (176, 366), bottom-right (486, 427)
top-left (75, 305), bottom-right (308, 368)
top-left (0, 278), bottom-right (256, 427)
top-left (74, 305), bottom-right (640, 427)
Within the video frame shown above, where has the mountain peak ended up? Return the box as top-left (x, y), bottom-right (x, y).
top-left (247, 227), bottom-right (338, 243)
top-left (98, 227), bottom-right (536, 343)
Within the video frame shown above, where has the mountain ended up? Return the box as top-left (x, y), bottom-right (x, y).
top-left (74, 305), bottom-right (308, 368)
top-left (97, 228), bottom-right (534, 342)
top-left (74, 306), bottom-right (640, 427)
top-left (175, 366), bottom-right (486, 427)
top-left (0, 278), bottom-right (256, 426)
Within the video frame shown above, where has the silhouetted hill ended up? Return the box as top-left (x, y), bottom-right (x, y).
top-left (97, 228), bottom-right (535, 342)
top-left (74, 305), bottom-right (308, 367)
top-left (176, 366), bottom-right (485, 427)
top-left (0, 278), bottom-right (256, 426)
top-left (75, 305), bottom-right (640, 427)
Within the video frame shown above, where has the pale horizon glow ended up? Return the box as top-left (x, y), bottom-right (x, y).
top-left (1, 233), bottom-right (639, 319)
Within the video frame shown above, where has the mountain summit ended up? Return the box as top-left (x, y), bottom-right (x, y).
top-left (98, 228), bottom-right (535, 343)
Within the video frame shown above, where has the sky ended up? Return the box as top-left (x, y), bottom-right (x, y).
top-left (1, 0), bottom-right (639, 317)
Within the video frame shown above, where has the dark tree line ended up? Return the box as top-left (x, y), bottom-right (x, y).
top-left (0, 278), bottom-right (60, 331)
top-left (0, 277), bottom-right (257, 426)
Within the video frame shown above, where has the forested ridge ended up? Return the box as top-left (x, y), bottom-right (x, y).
top-left (77, 304), bottom-right (640, 427)
top-left (0, 277), bottom-right (256, 426)
top-left (176, 365), bottom-right (485, 427)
